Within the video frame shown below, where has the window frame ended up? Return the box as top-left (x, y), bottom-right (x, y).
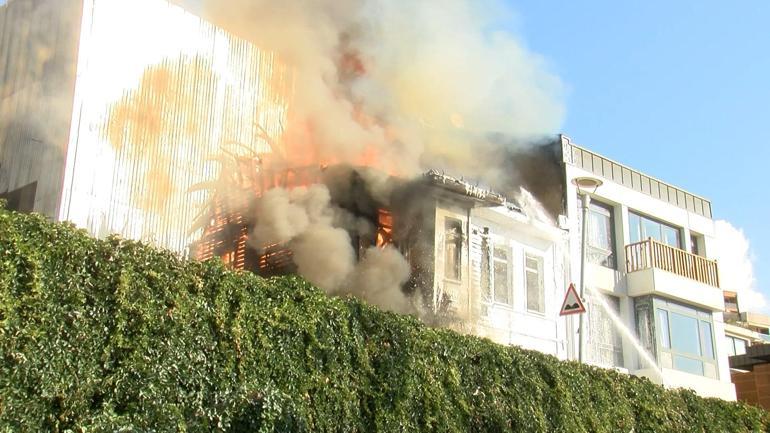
top-left (587, 293), bottom-right (624, 368)
top-left (492, 244), bottom-right (512, 305)
top-left (629, 211), bottom-right (682, 249)
top-left (725, 335), bottom-right (748, 356)
top-left (586, 199), bottom-right (617, 270)
top-left (524, 252), bottom-right (545, 314)
top-left (654, 298), bottom-right (717, 377)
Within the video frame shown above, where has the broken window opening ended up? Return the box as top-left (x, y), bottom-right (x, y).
top-left (376, 208), bottom-right (394, 248)
top-left (444, 218), bottom-right (463, 281)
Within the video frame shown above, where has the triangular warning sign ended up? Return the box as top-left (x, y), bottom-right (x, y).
top-left (559, 283), bottom-right (586, 316)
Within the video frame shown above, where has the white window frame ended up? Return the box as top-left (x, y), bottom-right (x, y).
top-left (725, 335), bottom-right (748, 356)
top-left (524, 252), bottom-right (545, 314)
top-left (491, 244), bottom-right (512, 306)
top-left (654, 299), bottom-right (717, 377)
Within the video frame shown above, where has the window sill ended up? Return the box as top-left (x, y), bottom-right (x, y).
top-left (526, 308), bottom-right (547, 317)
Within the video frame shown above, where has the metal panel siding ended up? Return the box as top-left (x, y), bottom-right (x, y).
top-left (562, 142), bottom-right (713, 219)
top-left (0, 0), bottom-right (83, 216)
top-left (59, 0), bottom-right (292, 254)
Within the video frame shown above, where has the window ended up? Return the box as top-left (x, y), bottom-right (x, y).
top-left (588, 293), bottom-right (624, 368)
top-left (586, 201), bottom-right (616, 269)
top-left (444, 218), bottom-right (462, 281)
top-left (655, 301), bottom-right (716, 376)
top-left (725, 336), bottom-right (748, 356)
top-left (525, 253), bottom-right (544, 313)
top-left (0, 181), bottom-right (37, 213)
top-left (690, 233), bottom-right (702, 256)
top-left (629, 212), bottom-right (681, 248)
top-left (493, 247), bottom-right (510, 304)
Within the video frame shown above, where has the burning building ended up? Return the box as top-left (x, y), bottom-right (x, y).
top-left (0, 0), bottom-right (737, 401)
top-left (0, 0), bottom-right (569, 345)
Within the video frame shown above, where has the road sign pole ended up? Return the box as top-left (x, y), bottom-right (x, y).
top-left (578, 192), bottom-right (591, 363)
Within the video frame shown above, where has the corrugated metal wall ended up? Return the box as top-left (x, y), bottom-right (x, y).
top-left (0, 0), bottom-right (83, 217)
top-left (59, 0), bottom-right (292, 254)
top-left (562, 138), bottom-right (713, 219)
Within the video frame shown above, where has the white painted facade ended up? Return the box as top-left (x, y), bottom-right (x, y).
top-left (429, 191), bottom-right (570, 360)
top-left (561, 135), bottom-right (736, 400)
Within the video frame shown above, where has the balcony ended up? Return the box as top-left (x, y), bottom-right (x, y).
top-left (625, 239), bottom-right (724, 311)
top-left (626, 239), bottom-right (719, 287)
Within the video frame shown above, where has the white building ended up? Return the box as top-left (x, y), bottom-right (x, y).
top-left (420, 171), bottom-right (570, 358)
top-left (561, 135), bottom-right (735, 400)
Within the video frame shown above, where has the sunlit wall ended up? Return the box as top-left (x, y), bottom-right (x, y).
top-left (58, 0), bottom-right (292, 254)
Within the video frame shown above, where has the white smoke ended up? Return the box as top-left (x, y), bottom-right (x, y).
top-left (515, 187), bottom-right (554, 226)
top-left (189, 0), bottom-right (564, 176)
top-left (185, 0), bottom-right (565, 313)
top-left (713, 220), bottom-right (767, 313)
top-left (249, 185), bottom-right (412, 313)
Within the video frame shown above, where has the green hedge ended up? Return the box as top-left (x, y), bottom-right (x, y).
top-left (0, 205), bottom-right (767, 432)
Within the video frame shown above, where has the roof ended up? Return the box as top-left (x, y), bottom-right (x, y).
top-left (560, 135), bottom-right (713, 219)
top-left (423, 170), bottom-right (522, 212)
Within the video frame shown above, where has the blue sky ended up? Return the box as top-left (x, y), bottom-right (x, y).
top-left (506, 1), bottom-right (770, 305)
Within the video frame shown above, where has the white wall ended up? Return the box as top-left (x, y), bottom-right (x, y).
top-left (432, 200), bottom-right (570, 359)
top-left (564, 160), bottom-right (734, 398)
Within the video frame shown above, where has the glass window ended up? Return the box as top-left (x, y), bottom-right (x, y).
top-left (724, 336), bottom-right (734, 356)
top-left (700, 321), bottom-right (714, 359)
top-left (690, 234), bottom-right (701, 256)
top-left (735, 338), bottom-right (747, 355)
top-left (629, 211), bottom-right (682, 248)
top-left (725, 336), bottom-right (748, 356)
top-left (629, 213), bottom-right (642, 244)
top-left (670, 312), bottom-right (701, 356)
top-left (636, 300), bottom-right (655, 356)
top-left (493, 247), bottom-right (510, 304)
top-left (674, 355), bottom-right (704, 376)
top-left (525, 253), bottom-right (544, 313)
top-left (587, 201), bottom-right (616, 269)
top-left (662, 226), bottom-right (681, 249)
top-left (657, 309), bottom-right (671, 349)
top-left (444, 219), bottom-right (462, 280)
top-left (655, 300), bottom-right (717, 377)
top-left (589, 294), bottom-right (624, 368)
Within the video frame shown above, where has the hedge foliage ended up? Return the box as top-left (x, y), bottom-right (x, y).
top-left (0, 205), bottom-right (768, 432)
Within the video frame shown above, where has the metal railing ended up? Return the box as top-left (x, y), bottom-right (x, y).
top-left (625, 238), bottom-right (720, 288)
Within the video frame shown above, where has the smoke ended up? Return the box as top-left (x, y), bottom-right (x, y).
top-left (249, 184), bottom-right (412, 313)
top-left (713, 220), bottom-right (767, 313)
top-left (290, 225), bottom-right (357, 292)
top-left (185, 0), bottom-right (565, 313)
top-left (515, 187), bottom-right (554, 226)
top-left (250, 185), bottom-right (335, 246)
top-left (346, 246), bottom-right (412, 314)
top-left (190, 0), bottom-right (563, 177)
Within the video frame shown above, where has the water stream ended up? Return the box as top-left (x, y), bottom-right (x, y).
top-left (585, 285), bottom-right (667, 386)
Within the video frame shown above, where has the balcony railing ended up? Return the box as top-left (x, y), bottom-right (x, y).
top-left (625, 238), bottom-right (720, 288)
